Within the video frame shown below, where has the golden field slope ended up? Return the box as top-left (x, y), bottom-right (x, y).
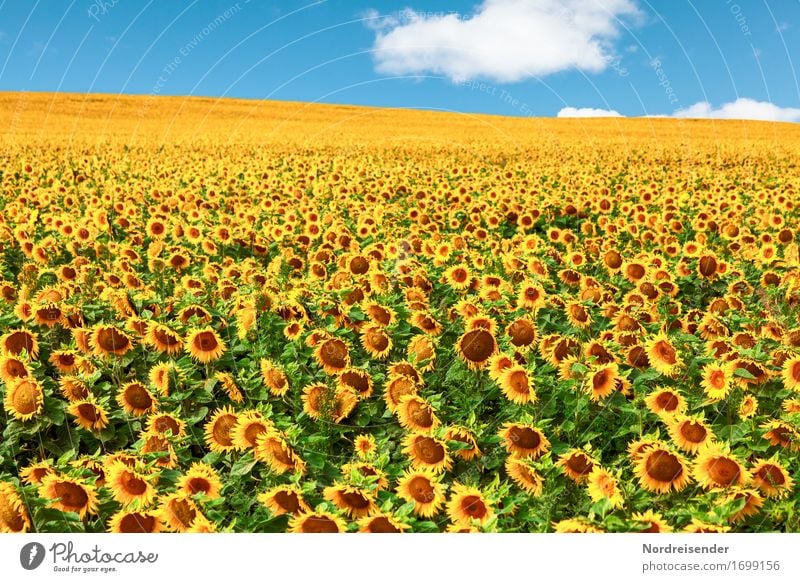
top-left (0, 92), bottom-right (799, 533)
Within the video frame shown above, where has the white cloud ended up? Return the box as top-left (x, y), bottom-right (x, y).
top-left (674, 98), bottom-right (800, 122)
top-left (368, 0), bottom-right (639, 83)
top-left (557, 106), bottom-right (622, 118)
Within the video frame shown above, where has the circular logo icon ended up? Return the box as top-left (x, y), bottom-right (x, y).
top-left (20, 542), bottom-right (46, 570)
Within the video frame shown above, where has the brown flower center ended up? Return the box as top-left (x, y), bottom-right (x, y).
top-left (705, 457), bottom-right (741, 486)
top-left (119, 513), bottom-right (156, 533)
top-left (459, 329), bottom-right (495, 363)
top-left (645, 450), bottom-right (683, 483)
top-left (407, 476), bottom-right (435, 503)
top-left (461, 495), bottom-right (488, 519)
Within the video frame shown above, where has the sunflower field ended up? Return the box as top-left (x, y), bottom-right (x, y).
top-left (0, 93), bottom-right (799, 533)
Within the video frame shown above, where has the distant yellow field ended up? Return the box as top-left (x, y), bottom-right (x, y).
top-left (0, 92), bottom-right (799, 533)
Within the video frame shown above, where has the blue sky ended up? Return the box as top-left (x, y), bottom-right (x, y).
top-left (0, 0), bottom-right (798, 120)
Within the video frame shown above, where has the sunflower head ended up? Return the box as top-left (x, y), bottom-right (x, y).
top-left (0, 482), bottom-right (31, 532)
top-left (288, 511), bottom-right (347, 533)
top-left (108, 510), bottom-right (162, 533)
top-left (635, 441), bottom-right (691, 494)
top-left (694, 444), bottom-right (749, 490)
top-left (39, 474), bottom-right (98, 519)
top-left (446, 483), bottom-right (494, 528)
top-left (396, 469), bottom-right (445, 518)
top-left (557, 449), bottom-right (597, 483)
top-left (499, 422), bottom-right (550, 459)
top-left (258, 485), bottom-right (309, 516)
top-left (403, 432), bottom-right (452, 473)
top-left (3, 377), bottom-right (44, 421)
top-left (185, 327), bottom-right (226, 363)
top-left (177, 462), bottom-right (223, 500)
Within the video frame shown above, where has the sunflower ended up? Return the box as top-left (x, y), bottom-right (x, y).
top-left (158, 493), bottom-right (201, 532)
top-left (505, 458), bottom-right (544, 495)
top-left (644, 387), bottom-right (687, 417)
top-left (782, 355), bottom-right (800, 392)
top-left (518, 280), bottom-right (546, 310)
top-left (67, 399), bottom-right (109, 432)
top-left (683, 518), bottom-right (730, 533)
top-left (383, 374), bottom-right (418, 412)
top-left (587, 362), bottom-right (619, 402)
top-left (148, 362), bottom-right (174, 396)
top-left (738, 394), bottom-right (758, 419)
top-left (498, 365), bottom-right (536, 404)
top-left (396, 394), bottom-right (440, 432)
top-left (288, 511), bottom-right (347, 533)
top-left (106, 462), bottom-right (156, 507)
top-left (444, 426), bottom-right (481, 461)
top-left (177, 463), bottom-right (223, 499)
top-left (107, 509), bottom-right (162, 533)
top-left (694, 444), bottom-right (749, 490)
top-left (146, 412), bottom-right (186, 437)
top-left (456, 328), bottom-right (497, 370)
top-left (363, 301), bottom-right (396, 327)
top-left (116, 381), bottom-right (156, 416)
top-left (406, 334), bottom-right (436, 371)
top-left (410, 310), bottom-right (443, 335)
top-left (258, 485), bottom-right (310, 516)
top-left (667, 415), bottom-right (713, 454)
top-left (403, 432), bottom-right (452, 473)
top-left (396, 469), bottom-right (446, 518)
top-left (185, 327), bottom-right (226, 363)
top-left (634, 442), bottom-right (691, 493)
top-left (314, 337), bottom-right (350, 374)
top-left (0, 482), bottom-right (31, 532)
top-left (751, 459), bottom-right (794, 498)
top-left (446, 483), bottom-right (494, 528)
top-left (761, 420), bottom-right (799, 450)
top-left (701, 361), bottom-right (734, 401)
top-left (323, 483), bottom-right (377, 518)
top-left (553, 518), bottom-right (603, 533)
top-left (90, 324), bottom-right (133, 357)
top-left (49, 349), bottom-right (80, 373)
top-left (254, 430), bottom-right (306, 474)
top-left (360, 324), bottom-right (392, 359)
top-left (358, 513), bottom-right (409, 533)
top-left (204, 406), bottom-right (238, 452)
top-left (499, 422), bottom-right (550, 459)
top-left (231, 410), bottom-right (273, 450)
top-left (488, 353), bottom-right (515, 381)
top-left (20, 460), bottom-right (55, 485)
top-left (645, 333), bottom-right (682, 376)
top-left (557, 449), bottom-right (597, 483)
top-left (71, 327), bottom-right (92, 354)
top-left (3, 377), bottom-right (44, 421)
top-left (339, 368), bottom-right (374, 399)
top-left (144, 322), bottom-right (183, 355)
top-left (0, 355), bottom-right (29, 382)
top-left (136, 431), bottom-right (175, 468)
top-left (354, 434), bottom-right (377, 459)
top-left (213, 371), bottom-right (244, 403)
top-left (631, 510), bottom-right (672, 533)
top-left (1, 328), bottom-right (39, 359)
top-left (259, 359), bottom-right (289, 396)
top-left (39, 474), bottom-right (98, 519)
top-left (718, 488), bottom-right (763, 522)
top-left (587, 467), bottom-right (623, 508)
top-left (178, 304), bottom-right (212, 325)
top-left (784, 398), bottom-right (800, 414)
top-left (444, 264), bottom-right (471, 290)
top-left (506, 317), bottom-right (537, 349)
